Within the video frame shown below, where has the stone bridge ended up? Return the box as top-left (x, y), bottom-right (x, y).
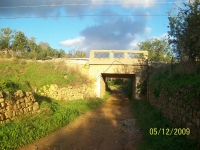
top-left (88, 50), bottom-right (148, 99)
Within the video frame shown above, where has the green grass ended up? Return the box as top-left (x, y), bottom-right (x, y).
top-left (130, 98), bottom-right (198, 150)
top-left (0, 92), bottom-right (109, 149)
top-left (0, 59), bottom-right (91, 92)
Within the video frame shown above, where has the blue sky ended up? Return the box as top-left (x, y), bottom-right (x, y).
top-left (0, 0), bottom-right (189, 54)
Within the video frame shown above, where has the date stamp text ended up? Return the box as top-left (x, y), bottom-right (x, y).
top-left (149, 128), bottom-right (190, 135)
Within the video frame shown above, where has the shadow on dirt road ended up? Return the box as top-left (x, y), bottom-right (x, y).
top-left (19, 89), bottom-right (142, 150)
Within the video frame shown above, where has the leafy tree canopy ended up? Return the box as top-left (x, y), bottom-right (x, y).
top-left (0, 27), bottom-right (67, 59)
top-left (138, 38), bottom-right (173, 62)
top-left (168, 0), bottom-right (200, 62)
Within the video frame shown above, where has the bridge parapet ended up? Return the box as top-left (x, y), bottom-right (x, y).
top-left (89, 50), bottom-right (148, 65)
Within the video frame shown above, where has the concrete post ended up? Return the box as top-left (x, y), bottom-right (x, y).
top-left (94, 76), bottom-right (101, 97)
top-left (135, 75), bottom-right (140, 99)
top-left (132, 75), bottom-right (136, 98)
top-left (100, 75), bottom-right (106, 98)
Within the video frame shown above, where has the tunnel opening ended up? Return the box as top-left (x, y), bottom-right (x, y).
top-left (101, 73), bottom-right (136, 98)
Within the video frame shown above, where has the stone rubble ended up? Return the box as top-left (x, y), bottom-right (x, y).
top-left (38, 84), bottom-right (95, 100)
top-left (0, 90), bottom-right (39, 124)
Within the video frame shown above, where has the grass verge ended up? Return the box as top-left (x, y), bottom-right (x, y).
top-left (0, 59), bottom-right (92, 92)
top-left (130, 98), bottom-right (198, 150)
top-left (0, 92), bottom-right (109, 149)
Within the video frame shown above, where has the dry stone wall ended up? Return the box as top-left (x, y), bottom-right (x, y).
top-left (148, 84), bottom-right (200, 145)
top-left (38, 84), bottom-right (95, 100)
top-left (0, 90), bottom-right (39, 124)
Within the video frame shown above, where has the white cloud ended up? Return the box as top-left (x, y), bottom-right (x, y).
top-left (59, 36), bottom-right (85, 46)
top-left (145, 27), bottom-right (152, 33)
top-left (152, 33), bottom-right (168, 40)
top-left (129, 40), bottom-right (140, 49)
top-left (120, 0), bottom-right (157, 8)
top-left (60, 9), bottom-right (148, 53)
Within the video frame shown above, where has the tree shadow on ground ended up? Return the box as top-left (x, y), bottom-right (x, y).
top-left (34, 93), bottom-right (52, 105)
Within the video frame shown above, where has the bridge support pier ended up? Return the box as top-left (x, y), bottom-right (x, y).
top-left (100, 76), bottom-right (106, 98)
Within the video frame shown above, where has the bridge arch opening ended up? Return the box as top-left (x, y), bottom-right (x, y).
top-left (100, 73), bottom-right (136, 98)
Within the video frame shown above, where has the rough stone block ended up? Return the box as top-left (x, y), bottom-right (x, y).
top-left (197, 111), bottom-right (200, 117)
top-left (186, 122), bottom-right (192, 128)
top-left (23, 108), bottom-right (28, 114)
top-left (13, 104), bottom-right (17, 110)
top-left (6, 105), bottom-right (12, 111)
top-left (25, 92), bottom-right (32, 97)
top-left (29, 95), bottom-right (35, 102)
top-left (24, 97), bottom-right (30, 103)
top-left (4, 111), bottom-right (12, 119)
top-left (28, 102), bottom-right (32, 106)
top-left (0, 92), bottom-right (3, 98)
top-left (19, 109), bottom-right (24, 115)
top-left (33, 102), bottom-right (39, 111)
top-left (15, 90), bottom-right (24, 98)
top-left (12, 111), bottom-right (16, 117)
top-left (1, 102), bottom-right (5, 108)
top-left (17, 104), bottom-right (21, 109)
top-left (19, 98), bottom-right (25, 103)
top-left (16, 100), bottom-right (20, 105)
top-left (49, 84), bottom-right (58, 91)
top-left (182, 117), bottom-right (186, 124)
top-left (28, 106), bottom-right (33, 111)
top-left (193, 110), bottom-right (197, 118)
top-left (0, 98), bottom-right (4, 103)
top-left (20, 103), bottom-right (26, 109)
top-left (197, 119), bottom-right (200, 127)
top-left (0, 114), bottom-right (5, 121)
top-left (5, 119), bottom-right (10, 123)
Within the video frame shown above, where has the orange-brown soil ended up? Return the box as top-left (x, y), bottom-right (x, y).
top-left (19, 89), bottom-right (142, 150)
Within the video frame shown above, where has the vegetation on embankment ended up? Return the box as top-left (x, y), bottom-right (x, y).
top-left (111, 76), bottom-right (199, 150)
top-left (0, 59), bottom-right (91, 93)
top-left (130, 98), bottom-right (198, 150)
top-left (0, 59), bottom-right (110, 149)
top-left (0, 93), bottom-right (109, 149)
top-left (146, 63), bottom-right (200, 147)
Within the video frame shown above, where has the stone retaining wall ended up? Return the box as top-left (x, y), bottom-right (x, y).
top-left (0, 90), bottom-right (39, 124)
top-left (38, 84), bottom-right (95, 100)
top-left (149, 85), bottom-right (200, 145)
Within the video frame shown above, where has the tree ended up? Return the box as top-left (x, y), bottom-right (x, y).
top-left (24, 37), bottom-right (38, 59)
top-left (38, 41), bottom-right (50, 50)
top-left (138, 38), bottom-right (172, 62)
top-left (58, 49), bottom-right (66, 58)
top-left (74, 50), bottom-right (86, 58)
top-left (168, 0), bottom-right (200, 62)
top-left (28, 37), bottom-right (37, 52)
top-left (0, 27), bottom-right (14, 51)
top-left (12, 31), bottom-right (28, 53)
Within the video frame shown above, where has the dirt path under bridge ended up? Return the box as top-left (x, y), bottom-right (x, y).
top-left (19, 88), bottom-right (142, 150)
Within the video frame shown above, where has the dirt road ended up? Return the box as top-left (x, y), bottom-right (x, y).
top-left (19, 89), bottom-right (142, 150)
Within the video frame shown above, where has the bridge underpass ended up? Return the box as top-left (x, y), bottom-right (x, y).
top-left (101, 73), bottom-right (136, 98)
top-left (88, 50), bottom-right (148, 99)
